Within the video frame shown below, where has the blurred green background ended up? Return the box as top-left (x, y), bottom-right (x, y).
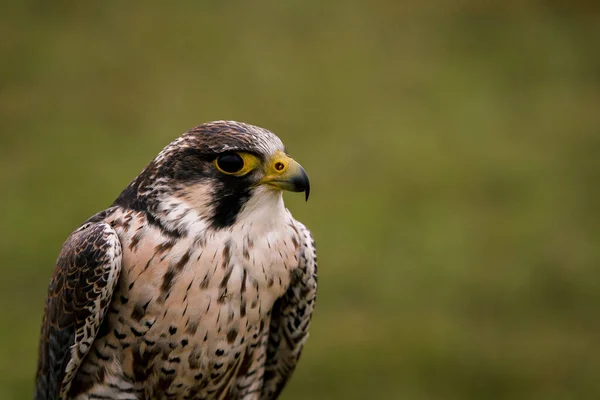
top-left (1, 1), bottom-right (599, 399)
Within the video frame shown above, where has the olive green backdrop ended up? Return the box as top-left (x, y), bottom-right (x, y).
top-left (1, 2), bottom-right (599, 399)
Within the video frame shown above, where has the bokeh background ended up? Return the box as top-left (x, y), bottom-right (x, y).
top-left (1, 1), bottom-right (599, 399)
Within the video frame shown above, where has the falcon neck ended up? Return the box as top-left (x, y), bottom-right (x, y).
top-left (145, 186), bottom-right (287, 240)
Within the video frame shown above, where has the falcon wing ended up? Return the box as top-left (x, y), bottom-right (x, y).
top-left (261, 223), bottom-right (318, 400)
top-left (35, 222), bottom-right (122, 400)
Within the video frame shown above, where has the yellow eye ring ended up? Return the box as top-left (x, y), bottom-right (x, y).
top-left (214, 152), bottom-right (261, 176)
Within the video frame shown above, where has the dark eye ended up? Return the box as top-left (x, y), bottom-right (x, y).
top-left (216, 153), bottom-right (244, 174)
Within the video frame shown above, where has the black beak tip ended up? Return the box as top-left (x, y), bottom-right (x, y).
top-left (291, 167), bottom-right (310, 202)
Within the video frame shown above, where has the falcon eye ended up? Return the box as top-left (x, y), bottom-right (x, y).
top-left (214, 152), bottom-right (261, 176)
top-left (215, 153), bottom-right (245, 174)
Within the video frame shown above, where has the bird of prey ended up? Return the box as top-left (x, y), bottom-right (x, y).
top-left (35, 121), bottom-right (317, 400)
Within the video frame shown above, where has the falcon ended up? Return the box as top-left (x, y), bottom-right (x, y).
top-left (35, 121), bottom-right (317, 400)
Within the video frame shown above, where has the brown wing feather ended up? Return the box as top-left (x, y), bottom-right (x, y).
top-left (35, 222), bottom-right (122, 400)
top-left (261, 223), bottom-right (318, 400)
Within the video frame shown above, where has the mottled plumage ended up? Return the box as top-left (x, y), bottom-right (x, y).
top-left (35, 121), bottom-right (317, 400)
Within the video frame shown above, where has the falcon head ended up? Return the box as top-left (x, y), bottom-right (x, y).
top-left (114, 121), bottom-right (310, 230)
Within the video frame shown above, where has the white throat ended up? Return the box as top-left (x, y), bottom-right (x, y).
top-left (234, 186), bottom-right (287, 232)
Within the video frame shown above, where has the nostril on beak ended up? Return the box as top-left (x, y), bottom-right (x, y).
top-left (274, 161), bottom-right (285, 172)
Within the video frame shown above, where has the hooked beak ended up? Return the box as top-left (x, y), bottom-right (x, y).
top-left (259, 151), bottom-right (310, 201)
